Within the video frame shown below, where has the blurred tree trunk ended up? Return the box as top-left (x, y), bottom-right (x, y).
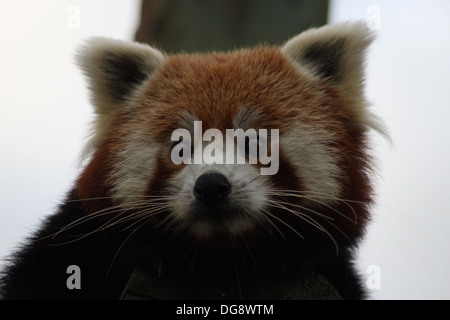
top-left (135, 0), bottom-right (329, 53)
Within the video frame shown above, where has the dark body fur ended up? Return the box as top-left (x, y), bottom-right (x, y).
top-left (1, 189), bottom-right (365, 299)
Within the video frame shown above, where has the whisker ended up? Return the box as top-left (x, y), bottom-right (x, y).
top-left (266, 199), bottom-right (340, 255)
top-left (266, 201), bottom-right (326, 232)
top-left (45, 197), bottom-right (171, 244)
top-left (261, 208), bottom-right (304, 240)
top-left (119, 206), bottom-right (169, 232)
top-left (271, 199), bottom-right (335, 221)
top-left (45, 204), bottom-right (129, 241)
top-left (103, 219), bottom-right (150, 288)
top-left (260, 212), bottom-right (286, 239)
top-left (248, 189), bottom-right (358, 224)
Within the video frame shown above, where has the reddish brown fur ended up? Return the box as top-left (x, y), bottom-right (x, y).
top-left (75, 46), bottom-right (373, 251)
top-left (76, 46), bottom-right (372, 240)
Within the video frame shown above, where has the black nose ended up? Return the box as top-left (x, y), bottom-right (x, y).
top-left (193, 172), bottom-right (231, 204)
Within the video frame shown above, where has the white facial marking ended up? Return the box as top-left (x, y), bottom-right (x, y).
top-left (281, 123), bottom-right (342, 202)
top-left (110, 133), bottom-right (159, 207)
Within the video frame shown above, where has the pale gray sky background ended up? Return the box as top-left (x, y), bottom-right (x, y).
top-left (1, 0), bottom-right (449, 299)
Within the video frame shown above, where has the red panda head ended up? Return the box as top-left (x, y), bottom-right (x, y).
top-left (75, 22), bottom-right (382, 255)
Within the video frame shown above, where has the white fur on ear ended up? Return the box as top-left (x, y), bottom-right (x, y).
top-left (76, 37), bottom-right (165, 115)
top-left (281, 22), bottom-right (386, 135)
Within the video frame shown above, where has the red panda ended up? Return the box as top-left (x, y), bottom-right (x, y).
top-left (0, 21), bottom-right (383, 299)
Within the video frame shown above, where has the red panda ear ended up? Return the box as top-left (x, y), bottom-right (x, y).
top-left (75, 38), bottom-right (166, 161)
top-left (281, 22), bottom-right (387, 136)
top-left (76, 37), bottom-right (165, 115)
top-left (281, 21), bottom-right (374, 94)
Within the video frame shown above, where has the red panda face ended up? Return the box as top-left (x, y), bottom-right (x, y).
top-left (75, 22), bottom-right (383, 252)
